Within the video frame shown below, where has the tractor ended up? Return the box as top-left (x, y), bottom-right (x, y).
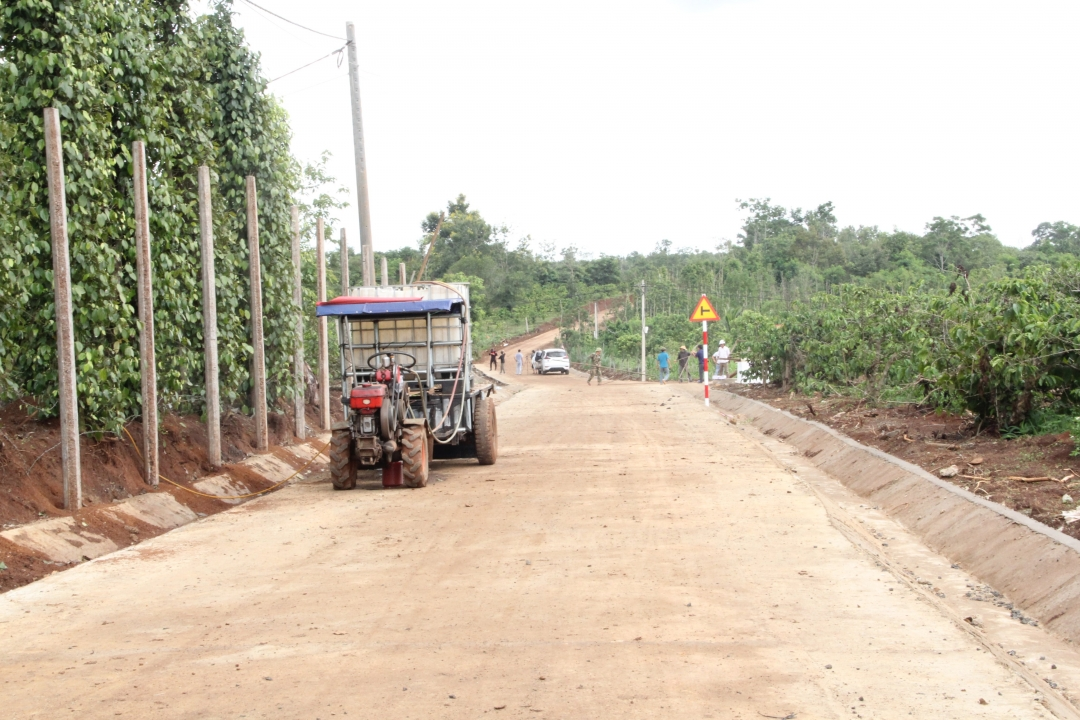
top-left (315, 281), bottom-right (497, 488)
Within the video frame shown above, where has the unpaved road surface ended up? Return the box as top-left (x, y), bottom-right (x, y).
top-left (4, 365), bottom-right (1079, 718)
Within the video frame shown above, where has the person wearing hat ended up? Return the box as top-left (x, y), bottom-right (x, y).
top-left (676, 345), bottom-right (691, 382)
top-left (712, 340), bottom-right (731, 380)
top-left (587, 347), bottom-right (603, 385)
top-left (656, 346), bottom-right (670, 384)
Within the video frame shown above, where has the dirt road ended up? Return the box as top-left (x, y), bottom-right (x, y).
top-left (4, 363), bottom-right (1080, 718)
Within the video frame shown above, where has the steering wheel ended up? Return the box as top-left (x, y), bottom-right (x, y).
top-left (366, 351), bottom-right (417, 369)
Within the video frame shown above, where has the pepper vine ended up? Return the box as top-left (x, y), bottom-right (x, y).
top-left (0, 0), bottom-right (302, 431)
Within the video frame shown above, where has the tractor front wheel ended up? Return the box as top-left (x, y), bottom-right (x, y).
top-left (401, 424), bottom-right (430, 488)
top-left (329, 423), bottom-right (357, 490)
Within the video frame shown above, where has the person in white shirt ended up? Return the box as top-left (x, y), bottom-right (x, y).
top-left (515, 349), bottom-right (524, 375)
top-left (712, 340), bottom-right (731, 379)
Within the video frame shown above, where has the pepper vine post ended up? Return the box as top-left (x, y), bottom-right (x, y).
top-left (316, 217), bottom-right (331, 431)
top-left (340, 228), bottom-right (349, 295)
top-left (246, 175), bottom-right (269, 451)
top-left (133, 140), bottom-right (159, 485)
top-left (43, 108), bottom-right (81, 509)
top-left (198, 165), bottom-right (222, 466)
top-left (290, 205), bottom-right (306, 440)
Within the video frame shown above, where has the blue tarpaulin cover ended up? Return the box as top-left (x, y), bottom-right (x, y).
top-left (315, 299), bottom-right (461, 318)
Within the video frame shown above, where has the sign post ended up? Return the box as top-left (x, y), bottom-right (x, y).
top-left (689, 294), bottom-right (719, 406)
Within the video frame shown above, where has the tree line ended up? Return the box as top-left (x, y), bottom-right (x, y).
top-left (394, 193), bottom-right (1078, 433)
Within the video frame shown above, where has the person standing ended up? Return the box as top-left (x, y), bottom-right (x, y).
top-left (656, 347), bottom-right (670, 384)
top-left (489, 348), bottom-right (498, 370)
top-left (587, 347), bottom-right (603, 385)
top-left (712, 339), bottom-right (731, 380)
top-left (515, 349), bottom-right (524, 375)
top-left (694, 343), bottom-right (706, 383)
top-left (676, 345), bottom-right (690, 382)
top-left (499, 350), bottom-right (506, 374)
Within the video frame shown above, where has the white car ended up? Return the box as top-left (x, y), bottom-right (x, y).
top-left (536, 348), bottom-right (570, 375)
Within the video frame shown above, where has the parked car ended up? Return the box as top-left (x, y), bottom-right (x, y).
top-left (537, 348), bottom-right (570, 375)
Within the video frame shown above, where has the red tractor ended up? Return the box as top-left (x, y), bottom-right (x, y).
top-left (316, 282), bottom-right (497, 488)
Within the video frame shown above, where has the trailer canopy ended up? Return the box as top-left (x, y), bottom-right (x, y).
top-left (316, 298), bottom-right (462, 318)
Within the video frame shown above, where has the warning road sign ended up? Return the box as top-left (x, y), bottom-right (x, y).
top-left (689, 295), bottom-right (719, 322)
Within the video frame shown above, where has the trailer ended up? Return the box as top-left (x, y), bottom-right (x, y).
top-left (315, 281), bottom-right (497, 489)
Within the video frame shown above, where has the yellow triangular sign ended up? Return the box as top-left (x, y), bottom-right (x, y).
top-left (689, 295), bottom-right (719, 322)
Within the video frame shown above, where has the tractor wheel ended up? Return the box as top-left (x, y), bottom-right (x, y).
top-left (401, 424), bottom-right (430, 488)
top-left (474, 394), bottom-right (498, 466)
top-left (329, 424), bottom-right (357, 490)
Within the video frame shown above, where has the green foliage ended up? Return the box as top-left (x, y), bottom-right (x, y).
top-left (546, 198), bottom-right (1080, 430)
top-left (0, 0), bottom-right (302, 430)
top-left (922, 260), bottom-right (1080, 428)
top-left (727, 259), bottom-right (1080, 429)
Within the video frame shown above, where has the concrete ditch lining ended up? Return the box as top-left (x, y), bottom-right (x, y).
top-left (714, 389), bottom-right (1080, 644)
top-left (0, 435), bottom-right (329, 567)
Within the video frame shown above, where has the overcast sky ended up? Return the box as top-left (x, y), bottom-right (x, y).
top-left (201, 0), bottom-right (1080, 256)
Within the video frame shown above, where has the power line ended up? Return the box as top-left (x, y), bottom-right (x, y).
top-left (280, 69), bottom-right (349, 98)
top-left (235, 0), bottom-right (347, 41)
top-left (267, 44), bottom-right (347, 84)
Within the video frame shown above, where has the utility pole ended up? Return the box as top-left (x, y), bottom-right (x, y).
top-left (43, 108), bottom-right (81, 510)
top-left (346, 21), bottom-right (375, 287)
top-left (399, 262), bottom-right (407, 285)
top-left (593, 302), bottom-right (598, 340)
top-left (640, 280), bottom-right (647, 382)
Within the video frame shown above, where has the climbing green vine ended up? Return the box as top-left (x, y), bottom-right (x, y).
top-left (0, 0), bottom-right (301, 430)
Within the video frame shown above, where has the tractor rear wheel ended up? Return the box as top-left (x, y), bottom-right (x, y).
top-left (474, 394), bottom-right (498, 465)
top-left (401, 424), bottom-right (430, 488)
top-left (329, 424), bottom-right (357, 490)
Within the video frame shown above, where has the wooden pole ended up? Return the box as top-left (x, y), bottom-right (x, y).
top-left (197, 166), bottom-right (221, 466)
top-left (132, 141), bottom-right (158, 486)
top-left (316, 218), bottom-right (331, 431)
top-left (290, 205), bottom-right (306, 440)
top-left (43, 108), bottom-right (81, 509)
top-left (415, 212), bottom-right (443, 283)
top-left (399, 262), bottom-right (407, 285)
top-left (380, 256), bottom-right (388, 287)
top-left (246, 176), bottom-right (268, 451)
top-left (340, 228), bottom-right (350, 295)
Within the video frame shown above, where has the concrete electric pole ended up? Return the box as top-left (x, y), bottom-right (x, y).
top-left (346, 21), bottom-right (375, 287)
top-left (640, 280), bottom-right (647, 382)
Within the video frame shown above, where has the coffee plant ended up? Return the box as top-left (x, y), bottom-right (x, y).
top-left (730, 258), bottom-right (1080, 429)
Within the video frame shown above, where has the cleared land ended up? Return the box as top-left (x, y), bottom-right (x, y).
top-left (3, 355), bottom-right (1079, 718)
